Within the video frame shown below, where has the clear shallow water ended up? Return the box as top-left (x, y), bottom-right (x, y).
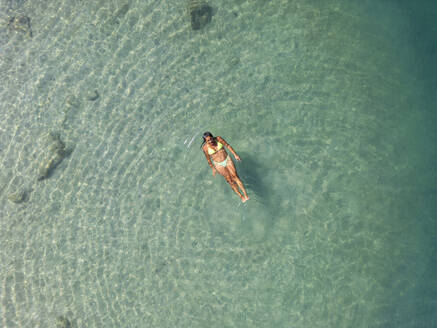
top-left (0, 0), bottom-right (436, 327)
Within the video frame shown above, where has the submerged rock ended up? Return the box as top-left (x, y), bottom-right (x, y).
top-left (56, 316), bottom-right (71, 328)
top-left (37, 132), bottom-right (73, 181)
top-left (62, 95), bottom-right (81, 128)
top-left (8, 15), bottom-right (32, 37)
top-left (7, 189), bottom-right (30, 204)
top-left (86, 90), bottom-right (99, 101)
top-left (188, 0), bottom-right (213, 30)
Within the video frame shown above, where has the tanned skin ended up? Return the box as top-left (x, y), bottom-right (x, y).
top-left (203, 135), bottom-right (249, 202)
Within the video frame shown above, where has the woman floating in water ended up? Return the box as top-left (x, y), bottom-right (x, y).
top-left (202, 132), bottom-right (249, 202)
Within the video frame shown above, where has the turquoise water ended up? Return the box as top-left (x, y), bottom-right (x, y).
top-left (1, 0), bottom-right (436, 327)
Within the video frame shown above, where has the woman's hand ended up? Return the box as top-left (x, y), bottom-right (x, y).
top-left (235, 154), bottom-right (241, 161)
top-left (212, 167), bottom-right (217, 176)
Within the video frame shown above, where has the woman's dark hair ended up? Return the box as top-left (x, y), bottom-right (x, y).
top-left (201, 131), bottom-right (214, 148)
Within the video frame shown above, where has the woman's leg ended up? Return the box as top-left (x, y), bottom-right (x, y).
top-left (226, 158), bottom-right (249, 200)
top-left (214, 163), bottom-right (245, 201)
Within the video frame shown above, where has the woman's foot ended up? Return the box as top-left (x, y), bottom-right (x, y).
top-left (241, 195), bottom-right (249, 203)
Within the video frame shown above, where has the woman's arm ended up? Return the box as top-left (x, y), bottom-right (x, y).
top-left (217, 136), bottom-right (241, 161)
top-left (203, 147), bottom-right (217, 176)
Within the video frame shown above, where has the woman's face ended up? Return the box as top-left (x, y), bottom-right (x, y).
top-left (205, 136), bottom-right (215, 144)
